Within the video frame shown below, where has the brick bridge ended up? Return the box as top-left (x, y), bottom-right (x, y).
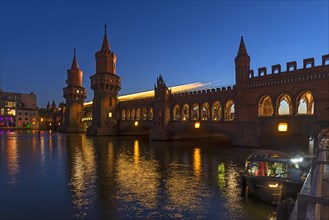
top-left (60, 27), bottom-right (329, 149)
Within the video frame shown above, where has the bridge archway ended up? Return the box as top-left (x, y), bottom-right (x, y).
top-left (173, 104), bottom-right (180, 121)
top-left (258, 95), bottom-right (274, 116)
top-left (191, 103), bottom-right (199, 120)
top-left (182, 103), bottom-right (189, 121)
top-left (201, 102), bottom-right (210, 120)
top-left (277, 93), bottom-right (293, 115)
top-left (297, 91), bottom-right (314, 115)
top-left (212, 101), bottom-right (221, 121)
top-left (224, 99), bottom-right (235, 121)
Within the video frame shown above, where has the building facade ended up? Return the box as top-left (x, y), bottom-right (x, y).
top-left (0, 90), bottom-right (39, 129)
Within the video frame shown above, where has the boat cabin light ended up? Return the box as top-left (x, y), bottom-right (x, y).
top-left (290, 157), bottom-right (303, 163)
top-left (268, 183), bottom-right (279, 188)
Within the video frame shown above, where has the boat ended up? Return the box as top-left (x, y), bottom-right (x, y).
top-left (243, 149), bottom-right (309, 205)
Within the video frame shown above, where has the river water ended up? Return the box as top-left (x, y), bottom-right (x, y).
top-left (0, 130), bottom-right (276, 219)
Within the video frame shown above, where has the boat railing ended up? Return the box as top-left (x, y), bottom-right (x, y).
top-left (292, 137), bottom-right (329, 220)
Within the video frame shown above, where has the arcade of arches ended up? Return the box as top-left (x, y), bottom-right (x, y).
top-left (258, 91), bottom-right (314, 116)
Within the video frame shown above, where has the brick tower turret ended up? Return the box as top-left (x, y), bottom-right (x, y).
top-left (86, 24), bottom-right (121, 136)
top-left (61, 49), bottom-right (87, 133)
top-left (235, 36), bottom-right (250, 84)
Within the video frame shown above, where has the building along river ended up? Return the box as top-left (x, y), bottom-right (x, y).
top-left (0, 130), bottom-right (276, 219)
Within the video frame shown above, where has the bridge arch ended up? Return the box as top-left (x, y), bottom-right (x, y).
top-left (296, 90), bottom-right (314, 115)
top-left (258, 95), bottom-right (274, 116)
top-left (182, 103), bottom-right (189, 121)
top-left (224, 99), bottom-right (235, 121)
top-left (121, 109), bottom-right (126, 120)
top-left (142, 107), bottom-right (147, 120)
top-left (277, 93), bottom-right (293, 115)
top-left (131, 109), bottom-right (136, 120)
top-left (148, 107), bottom-right (153, 120)
top-left (136, 108), bottom-right (141, 120)
top-left (173, 104), bottom-right (181, 121)
top-left (191, 103), bottom-right (200, 120)
top-left (201, 102), bottom-right (210, 120)
top-left (211, 101), bottom-right (221, 121)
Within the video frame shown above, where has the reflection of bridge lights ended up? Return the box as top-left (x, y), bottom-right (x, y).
top-left (193, 148), bottom-right (202, 178)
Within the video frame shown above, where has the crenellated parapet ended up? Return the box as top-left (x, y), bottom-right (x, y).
top-left (246, 54), bottom-right (329, 80)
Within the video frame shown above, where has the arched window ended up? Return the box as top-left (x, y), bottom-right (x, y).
top-left (201, 102), bottom-right (210, 120)
top-left (126, 109), bottom-right (131, 120)
top-left (212, 101), bottom-right (221, 121)
top-left (191, 103), bottom-right (199, 120)
top-left (136, 108), bottom-right (141, 120)
top-left (224, 100), bottom-right (235, 121)
top-left (131, 109), bottom-right (136, 120)
top-left (258, 95), bottom-right (274, 116)
top-left (297, 91), bottom-right (314, 115)
top-left (173, 104), bottom-right (181, 121)
top-left (141, 108), bottom-right (147, 120)
top-left (277, 94), bottom-right (292, 115)
top-left (182, 104), bottom-right (189, 121)
top-left (148, 107), bottom-right (153, 120)
top-left (121, 109), bottom-right (126, 120)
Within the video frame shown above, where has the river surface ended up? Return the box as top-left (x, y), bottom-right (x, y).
top-left (0, 130), bottom-right (276, 219)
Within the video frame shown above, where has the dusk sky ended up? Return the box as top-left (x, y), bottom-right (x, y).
top-left (1, 1), bottom-right (328, 107)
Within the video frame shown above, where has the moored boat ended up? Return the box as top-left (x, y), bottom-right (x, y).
top-left (243, 149), bottom-right (308, 205)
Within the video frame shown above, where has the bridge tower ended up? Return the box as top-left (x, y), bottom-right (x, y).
top-left (235, 36), bottom-right (250, 84)
top-left (150, 75), bottom-right (172, 140)
top-left (86, 24), bottom-right (121, 136)
top-left (61, 49), bottom-right (87, 133)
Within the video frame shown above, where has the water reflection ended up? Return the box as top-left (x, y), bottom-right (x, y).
top-left (116, 139), bottom-right (160, 211)
top-left (193, 147), bottom-right (202, 178)
top-left (68, 135), bottom-right (97, 218)
top-left (7, 137), bottom-right (20, 185)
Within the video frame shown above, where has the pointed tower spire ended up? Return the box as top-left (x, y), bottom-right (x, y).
top-left (101, 23), bottom-right (110, 51)
top-left (71, 48), bottom-right (79, 70)
top-left (237, 36), bottom-right (248, 57)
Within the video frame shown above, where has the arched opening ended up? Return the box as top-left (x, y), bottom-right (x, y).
top-left (191, 103), bottom-right (199, 120)
top-left (224, 100), bottom-right (235, 121)
top-left (297, 91), bottom-right (314, 115)
top-left (201, 102), bottom-right (210, 120)
top-left (121, 109), bottom-right (126, 120)
top-left (141, 108), bottom-right (147, 120)
top-left (277, 94), bottom-right (293, 115)
top-left (148, 107), bottom-right (153, 120)
top-left (212, 101), bottom-right (221, 121)
top-left (136, 108), bottom-right (141, 120)
top-left (126, 109), bottom-right (131, 120)
top-left (181, 104), bottom-right (189, 121)
top-left (258, 95), bottom-right (274, 116)
top-left (131, 109), bottom-right (136, 120)
top-left (173, 104), bottom-right (181, 121)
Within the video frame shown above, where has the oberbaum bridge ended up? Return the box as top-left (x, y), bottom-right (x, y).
top-left (54, 26), bottom-right (329, 149)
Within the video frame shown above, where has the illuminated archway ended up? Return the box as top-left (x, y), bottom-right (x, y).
top-left (191, 103), bottom-right (199, 120)
top-left (126, 109), bottom-right (131, 120)
top-left (121, 109), bottom-right (126, 120)
top-left (297, 91), bottom-right (314, 115)
top-left (148, 107), bottom-right (153, 120)
top-left (141, 108), bottom-right (147, 120)
top-left (181, 104), bottom-right (189, 121)
top-left (131, 109), bottom-right (136, 120)
top-left (212, 101), bottom-right (221, 121)
top-left (136, 108), bottom-right (141, 120)
top-left (224, 100), bottom-right (235, 121)
top-left (277, 94), bottom-right (292, 115)
top-left (258, 95), bottom-right (274, 116)
top-left (173, 104), bottom-right (181, 121)
top-left (201, 102), bottom-right (210, 120)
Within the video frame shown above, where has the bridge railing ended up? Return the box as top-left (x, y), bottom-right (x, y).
top-left (292, 136), bottom-right (329, 220)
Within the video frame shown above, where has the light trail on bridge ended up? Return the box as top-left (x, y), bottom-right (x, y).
top-left (83, 81), bottom-right (220, 106)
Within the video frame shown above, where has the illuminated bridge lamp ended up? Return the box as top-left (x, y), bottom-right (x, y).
top-left (134, 121), bottom-right (139, 126)
top-left (194, 122), bottom-right (201, 129)
top-left (278, 123), bottom-right (288, 132)
top-left (108, 112), bottom-right (112, 118)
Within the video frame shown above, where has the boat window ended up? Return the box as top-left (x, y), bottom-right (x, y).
top-left (247, 161), bottom-right (288, 178)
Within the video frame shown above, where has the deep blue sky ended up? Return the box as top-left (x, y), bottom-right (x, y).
top-left (1, 1), bottom-right (328, 107)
